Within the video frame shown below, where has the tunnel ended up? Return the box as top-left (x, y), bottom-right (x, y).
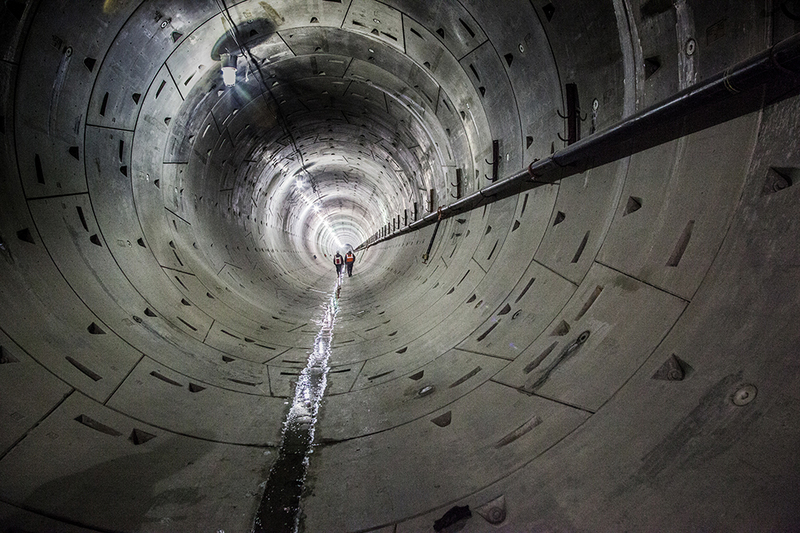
top-left (1, 0), bottom-right (800, 531)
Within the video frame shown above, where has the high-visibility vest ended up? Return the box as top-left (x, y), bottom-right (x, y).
top-left (345, 253), bottom-right (355, 263)
top-left (334, 255), bottom-right (343, 264)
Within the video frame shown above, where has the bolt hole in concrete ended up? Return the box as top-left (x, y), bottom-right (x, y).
top-left (732, 384), bottom-right (757, 406)
top-left (252, 280), bottom-right (340, 532)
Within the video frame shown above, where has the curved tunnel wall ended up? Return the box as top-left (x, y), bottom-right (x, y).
top-left (1, 0), bottom-right (800, 531)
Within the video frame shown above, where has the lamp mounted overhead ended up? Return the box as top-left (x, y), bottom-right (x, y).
top-left (221, 53), bottom-right (237, 86)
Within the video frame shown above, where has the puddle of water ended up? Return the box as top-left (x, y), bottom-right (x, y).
top-left (253, 282), bottom-right (339, 533)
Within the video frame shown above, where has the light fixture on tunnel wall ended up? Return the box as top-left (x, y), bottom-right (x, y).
top-left (221, 53), bottom-right (237, 86)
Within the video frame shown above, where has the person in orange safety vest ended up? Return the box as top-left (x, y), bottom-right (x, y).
top-left (344, 251), bottom-right (355, 277)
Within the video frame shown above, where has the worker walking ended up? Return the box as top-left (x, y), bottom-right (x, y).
top-left (333, 252), bottom-right (344, 276)
top-left (345, 251), bottom-right (356, 277)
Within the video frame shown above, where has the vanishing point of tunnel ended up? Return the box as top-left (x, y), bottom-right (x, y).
top-left (1, 0), bottom-right (800, 531)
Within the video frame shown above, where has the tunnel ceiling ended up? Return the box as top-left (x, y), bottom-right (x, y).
top-left (126, 3), bottom-right (480, 283)
top-left (2, 0), bottom-right (800, 531)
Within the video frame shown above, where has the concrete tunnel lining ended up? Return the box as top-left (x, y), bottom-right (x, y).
top-left (1, 0), bottom-right (800, 531)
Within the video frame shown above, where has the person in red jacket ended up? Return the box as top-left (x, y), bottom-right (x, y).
top-left (345, 251), bottom-right (356, 277)
top-left (333, 252), bottom-right (344, 276)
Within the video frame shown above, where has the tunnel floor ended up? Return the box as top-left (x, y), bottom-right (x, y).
top-left (254, 278), bottom-right (340, 533)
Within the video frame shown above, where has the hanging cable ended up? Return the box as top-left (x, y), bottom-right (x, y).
top-left (216, 0), bottom-right (320, 196)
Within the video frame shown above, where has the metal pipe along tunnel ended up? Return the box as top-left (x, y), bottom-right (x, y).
top-left (0, 1), bottom-right (799, 531)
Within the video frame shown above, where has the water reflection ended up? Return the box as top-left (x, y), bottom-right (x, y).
top-left (253, 280), bottom-right (339, 533)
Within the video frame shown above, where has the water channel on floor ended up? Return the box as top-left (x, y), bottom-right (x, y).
top-left (252, 276), bottom-right (341, 533)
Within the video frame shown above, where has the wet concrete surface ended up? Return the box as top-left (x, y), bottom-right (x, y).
top-left (253, 280), bottom-right (340, 533)
top-left (2, 1), bottom-right (800, 531)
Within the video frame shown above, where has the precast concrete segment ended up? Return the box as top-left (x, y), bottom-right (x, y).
top-left (253, 280), bottom-right (340, 532)
top-left (0, 392), bottom-right (270, 532)
top-left (1, 0), bottom-right (800, 531)
top-left (365, 28), bottom-right (800, 249)
top-left (0, 330), bottom-right (73, 457)
top-left (304, 380), bottom-right (591, 532)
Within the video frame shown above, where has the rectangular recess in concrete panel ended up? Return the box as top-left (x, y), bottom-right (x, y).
top-left (317, 349), bottom-right (509, 441)
top-left (185, 113), bottom-right (221, 172)
top-left (596, 114), bottom-right (759, 300)
top-left (456, 203), bottom-right (800, 533)
top-left (345, 0), bottom-right (405, 52)
top-left (537, 0), bottom-right (626, 130)
top-left (0, 333), bottom-right (72, 455)
top-left (268, 361), bottom-right (364, 398)
top-left (271, 347), bottom-right (314, 369)
top-left (204, 320), bottom-right (290, 364)
top-left (389, 261), bottom-right (484, 330)
top-left (491, 184), bottom-right (558, 271)
top-left (86, 1), bottom-right (217, 129)
top-left (106, 357), bottom-right (284, 445)
top-left (163, 264), bottom-right (278, 339)
top-left (85, 126), bottom-right (137, 230)
top-left (495, 262), bottom-right (686, 412)
top-left (276, 53), bottom-right (352, 81)
top-left (348, 279), bottom-right (491, 387)
top-left (226, 116), bottom-right (276, 162)
top-left (84, 126), bottom-right (186, 329)
top-left (344, 78), bottom-right (390, 113)
top-left (465, 0), bottom-right (561, 161)
top-left (0, 237), bottom-right (140, 405)
top-left (91, 148), bottom-right (216, 345)
top-left (26, 194), bottom-right (155, 329)
top-left (352, 317), bottom-right (399, 341)
top-left (458, 260), bottom-right (577, 360)
top-left (346, 58), bottom-right (433, 117)
top-left (304, 380), bottom-right (589, 531)
top-left (535, 158), bottom-right (628, 284)
top-left (331, 338), bottom-right (420, 379)
top-left (471, 196), bottom-right (516, 272)
top-left (144, 166), bottom-right (193, 272)
top-left (138, 66), bottom-right (184, 164)
top-left (433, 82), bottom-right (471, 171)
top-left (13, 2), bottom-right (115, 198)
top-left (269, 87), bottom-right (311, 119)
top-left (165, 175), bottom-right (196, 226)
top-left (459, 42), bottom-right (523, 176)
top-left (635, 8), bottom-right (680, 108)
top-left (0, 391), bottom-right (270, 532)
top-left (692, 3), bottom-right (766, 80)
top-left (327, 361), bottom-right (366, 395)
top-left (436, 214), bottom-right (480, 266)
top-left (86, 2), bottom-right (189, 130)
top-left (115, 309), bottom-right (281, 394)
top-left (164, 119), bottom-right (207, 178)
top-left (384, 0), bottom-right (486, 61)
top-left (217, 260), bottom-right (247, 290)
top-left (15, 125), bottom-right (88, 199)
top-left (160, 268), bottom-right (214, 342)
top-left (440, 217), bottom-right (480, 268)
